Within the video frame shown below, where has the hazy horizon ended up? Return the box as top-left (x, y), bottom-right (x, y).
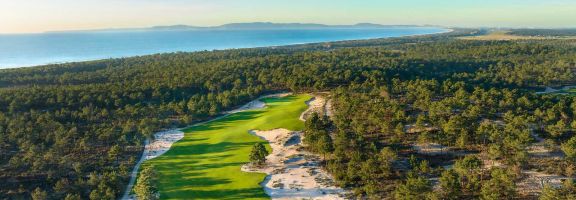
top-left (1, 0), bottom-right (576, 34)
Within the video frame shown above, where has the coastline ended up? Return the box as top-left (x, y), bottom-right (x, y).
top-left (0, 27), bottom-right (451, 69)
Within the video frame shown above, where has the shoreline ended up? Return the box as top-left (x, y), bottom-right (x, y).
top-left (0, 28), bottom-right (451, 69)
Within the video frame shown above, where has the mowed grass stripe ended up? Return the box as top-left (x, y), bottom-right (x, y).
top-left (144, 94), bottom-right (310, 199)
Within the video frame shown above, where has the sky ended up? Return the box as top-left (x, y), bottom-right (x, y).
top-left (1, 0), bottom-right (575, 33)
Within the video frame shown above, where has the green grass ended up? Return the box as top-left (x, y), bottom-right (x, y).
top-left (144, 94), bottom-right (310, 199)
top-left (545, 88), bottom-right (576, 96)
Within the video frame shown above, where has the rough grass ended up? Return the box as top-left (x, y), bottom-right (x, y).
top-left (143, 94), bottom-right (310, 199)
top-left (545, 88), bottom-right (576, 96)
top-left (567, 89), bottom-right (576, 96)
top-left (459, 31), bottom-right (576, 41)
top-left (459, 31), bottom-right (537, 40)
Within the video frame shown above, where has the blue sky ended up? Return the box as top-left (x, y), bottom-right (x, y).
top-left (1, 0), bottom-right (575, 33)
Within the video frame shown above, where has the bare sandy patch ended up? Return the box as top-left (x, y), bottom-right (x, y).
top-left (325, 99), bottom-right (334, 118)
top-left (122, 92), bottom-right (291, 200)
top-left (227, 99), bottom-right (266, 114)
top-left (412, 143), bottom-right (449, 155)
top-left (300, 96), bottom-right (327, 121)
top-left (121, 129), bottom-right (184, 200)
top-left (517, 170), bottom-right (569, 196)
top-left (242, 129), bottom-right (345, 200)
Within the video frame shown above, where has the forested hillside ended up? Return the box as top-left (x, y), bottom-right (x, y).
top-left (509, 29), bottom-right (576, 37)
top-left (1, 29), bottom-right (575, 199)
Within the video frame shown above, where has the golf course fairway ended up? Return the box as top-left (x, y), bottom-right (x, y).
top-left (143, 94), bottom-right (310, 199)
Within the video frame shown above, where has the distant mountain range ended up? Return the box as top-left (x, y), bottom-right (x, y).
top-left (48, 22), bottom-right (436, 33)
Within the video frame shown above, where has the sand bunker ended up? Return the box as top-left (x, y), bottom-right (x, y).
top-left (227, 100), bottom-right (265, 114)
top-left (536, 85), bottom-right (576, 94)
top-left (242, 129), bottom-right (345, 200)
top-left (122, 92), bottom-right (292, 200)
top-left (300, 96), bottom-right (327, 121)
top-left (144, 130), bottom-right (185, 160)
top-left (121, 130), bottom-right (184, 200)
top-left (228, 93), bottom-right (292, 114)
top-left (527, 132), bottom-right (565, 159)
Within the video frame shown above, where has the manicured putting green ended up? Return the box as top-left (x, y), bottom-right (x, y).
top-left (144, 94), bottom-right (310, 199)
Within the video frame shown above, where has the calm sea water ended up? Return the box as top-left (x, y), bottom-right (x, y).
top-left (0, 27), bottom-right (447, 68)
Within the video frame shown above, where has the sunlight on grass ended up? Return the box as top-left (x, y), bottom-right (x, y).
top-left (143, 94), bottom-right (310, 199)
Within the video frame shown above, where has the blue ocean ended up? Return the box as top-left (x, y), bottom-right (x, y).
top-left (0, 27), bottom-right (447, 68)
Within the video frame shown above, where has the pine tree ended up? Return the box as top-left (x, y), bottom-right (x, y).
top-left (561, 136), bottom-right (576, 161)
top-left (31, 187), bottom-right (47, 200)
top-left (439, 169), bottom-right (461, 199)
top-left (134, 166), bottom-right (159, 200)
top-left (249, 143), bottom-right (268, 166)
top-left (393, 175), bottom-right (432, 200)
top-left (480, 168), bottom-right (516, 200)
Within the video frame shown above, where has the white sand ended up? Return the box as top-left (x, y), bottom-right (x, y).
top-left (121, 92), bottom-right (291, 200)
top-left (300, 96), bottom-right (327, 121)
top-left (325, 99), bottom-right (334, 118)
top-left (144, 130), bottom-right (185, 160)
top-left (536, 87), bottom-right (560, 94)
top-left (121, 130), bottom-right (184, 200)
top-left (228, 93), bottom-right (292, 114)
top-left (404, 124), bottom-right (439, 134)
top-left (412, 143), bottom-right (449, 155)
top-left (516, 131), bottom-right (568, 195)
top-left (517, 170), bottom-right (568, 196)
top-left (527, 131), bottom-right (565, 159)
top-left (227, 99), bottom-right (266, 114)
top-left (242, 129), bottom-right (345, 200)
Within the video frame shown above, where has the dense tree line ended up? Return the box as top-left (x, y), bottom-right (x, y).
top-left (309, 75), bottom-right (576, 198)
top-left (1, 29), bottom-right (575, 199)
top-left (509, 29), bottom-right (576, 37)
top-left (134, 166), bottom-right (158, 200)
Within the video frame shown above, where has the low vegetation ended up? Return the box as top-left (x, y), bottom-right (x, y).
top-left (141, 95), bottom-right (308, 199)
top-left (1, 29), bottom-right (576, 199)
top-left (134, 166), bottom-right (158, 200)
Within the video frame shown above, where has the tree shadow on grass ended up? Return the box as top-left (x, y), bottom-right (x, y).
top-left (164, 187), bottom-right (268, 200)
top-left (261, 95), bottom-right (299, 104)
top-left (184, 110), bottom-right (266, 132)
top-left (167, 141), bottom-right (256, 156)
top-left (150, 105), bottom-right (283, 199)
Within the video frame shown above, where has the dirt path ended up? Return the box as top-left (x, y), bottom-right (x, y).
top-left (517, 170), bottom-right (568, 196)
